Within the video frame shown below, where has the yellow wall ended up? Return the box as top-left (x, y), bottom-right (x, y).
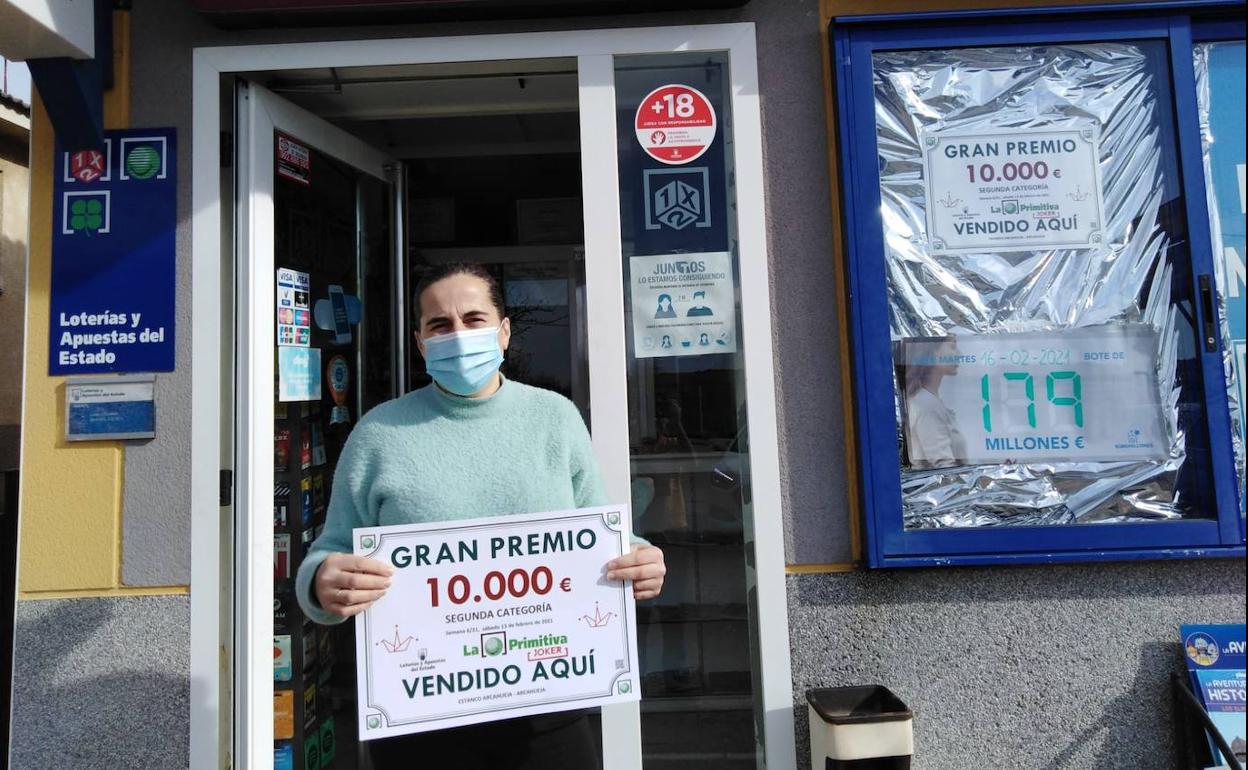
top-left (17, 12), bottom-right (187, 599)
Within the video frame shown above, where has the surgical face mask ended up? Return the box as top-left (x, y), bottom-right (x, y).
top-left (422, 326), bottom-right (504, 396)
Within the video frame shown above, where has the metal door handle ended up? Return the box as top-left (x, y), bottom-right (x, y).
top-left (1198, 274), bottom-right (1219, 353)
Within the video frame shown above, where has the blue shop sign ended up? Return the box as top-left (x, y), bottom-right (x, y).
top-left (49, 128), bottom-right (176, 375)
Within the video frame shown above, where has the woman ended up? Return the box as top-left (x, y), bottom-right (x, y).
top-left (903, 336), bottom-right (968, 469)
top-left (295, 263), bottom-right (666, 769)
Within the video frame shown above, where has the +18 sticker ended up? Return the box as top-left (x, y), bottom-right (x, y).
top-left (634, 84), bottom-right (717, 166)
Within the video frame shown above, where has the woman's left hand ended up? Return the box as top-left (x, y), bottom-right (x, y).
top-left (607, 544), bottom-right (666, 601)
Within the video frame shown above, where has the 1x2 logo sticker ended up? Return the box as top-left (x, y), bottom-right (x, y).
top-left (644, 168), bottom-right (711, 231)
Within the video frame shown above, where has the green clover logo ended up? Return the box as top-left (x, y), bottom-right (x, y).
top-left (70, 198), bottom-right (104, 233)
top-left (360, 535), bottom-right (375, 550)
top-left (607, 513), bottom-right (620, 526)
top-left (619, 681), bottom-right (632, 694)
top-left (367, 715), bottom-right (380, 729)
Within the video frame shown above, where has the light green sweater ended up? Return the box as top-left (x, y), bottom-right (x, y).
top-left (295, 377), bottom-right (607, 625)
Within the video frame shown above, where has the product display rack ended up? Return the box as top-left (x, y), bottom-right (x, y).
top-left (274, 403), bottom-right (343, 770)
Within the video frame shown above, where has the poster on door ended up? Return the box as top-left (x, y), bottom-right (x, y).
top-left (922, 126), bottom-right (1106, 254)
top-left (629, 252), bottom-right (736, 358)
top-left (278, 346), bottom-right (322, 402)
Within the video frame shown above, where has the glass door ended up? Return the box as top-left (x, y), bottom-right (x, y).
top-left (613, 53), bottom-right (761, 770)
top-left (235, 80), bottom-right (399, 770)
top-left (578, 45), bottom-right (785, 770)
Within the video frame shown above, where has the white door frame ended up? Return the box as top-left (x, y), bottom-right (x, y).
top-left (190, 23), bottom-right (795, 770)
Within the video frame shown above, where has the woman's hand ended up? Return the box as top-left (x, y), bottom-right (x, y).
top-left (314, 553), bottom-right (395, 618)
top-left (606, 544), bottom-right (666, 601)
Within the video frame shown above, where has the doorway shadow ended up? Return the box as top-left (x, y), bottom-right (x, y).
top-left (8, 597), bottom-right (193, 769)
top-left (1048, 640), bottom-right (1184, 769)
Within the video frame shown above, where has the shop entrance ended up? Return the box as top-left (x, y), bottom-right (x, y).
top-left (203, 25), bottom-right (794, 770)
top-left (247, 69), bottom-right (594, 769)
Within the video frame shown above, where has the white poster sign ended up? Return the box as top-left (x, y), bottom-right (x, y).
top-left (923, 127), bottom-right (1106, 254)
top-left (899, 325), bottom-right (1168, 468)
top-left (629, 251), bottom-right (736, 358)
top-left (353, 506), bottom-right (640, 741)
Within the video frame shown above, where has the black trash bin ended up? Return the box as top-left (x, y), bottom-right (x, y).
top-left (807, 685), bottom-right (913, 770)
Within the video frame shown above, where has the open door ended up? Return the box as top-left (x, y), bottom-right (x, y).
top-left (235, 81), bottom-right (399, 770)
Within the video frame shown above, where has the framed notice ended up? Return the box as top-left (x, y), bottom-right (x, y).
top-left (898, 325), bottom-right (1168, 468)
top-left (65, 375), bottom-right (156, 441)
top-left (922, 126), bottom-right (1106, 254)
top-left (353, 506), bottom-right (640, 740)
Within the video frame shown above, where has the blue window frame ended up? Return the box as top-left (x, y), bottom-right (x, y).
top-left (831, 0), bottom-right (1247, 567)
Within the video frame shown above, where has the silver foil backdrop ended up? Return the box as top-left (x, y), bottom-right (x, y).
top-left (873, 43), bottom-right (1213, 528)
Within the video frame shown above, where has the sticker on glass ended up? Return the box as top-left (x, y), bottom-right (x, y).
top-left (276, 134), bottom-right (311, 185)
top-left (276, 267), bottom-right (311, 347)
top-left (644, 167), bottom-right (711, 231)
top-left (634, 84), bottom-right (717, 166)
top-left (629, 252), bottom-right (736, 358)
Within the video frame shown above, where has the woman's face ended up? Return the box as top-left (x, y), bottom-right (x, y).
top-left (414, 273), bottom-right (511, 356)
top-left (936, 339), bottom-right (959, 376)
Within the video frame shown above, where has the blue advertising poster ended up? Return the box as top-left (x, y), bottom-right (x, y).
top-left (1196, 670), bottom-right (1246, 762)
top-left (278, 346), bottom-right (322, 402)
top-left (49, 128), bottom-right (176, 375)
top-left (1181, 624), bottom-right (1247, 763)
top-left (1206, 43), bottom-right (1246, 475)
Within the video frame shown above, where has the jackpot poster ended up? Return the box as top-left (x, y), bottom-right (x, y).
top-left (353, 507), bottom-right (640, 740)
top-left (923, 127), bottom-right (1106, 254)
top-left (899, 325), bottom-right (1168, 468)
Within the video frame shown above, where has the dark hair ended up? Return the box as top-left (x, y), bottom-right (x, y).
top-left (412, 263), bottom-right (505, 322)
top-left (903, 335), bottom-right (957, 396)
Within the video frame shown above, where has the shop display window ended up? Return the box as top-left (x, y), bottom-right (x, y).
top-left (832, 4), bottom-right (1246, 566)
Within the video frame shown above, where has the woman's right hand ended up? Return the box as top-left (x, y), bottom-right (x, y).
top-left (314, 553), bottom-right (395, 618)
